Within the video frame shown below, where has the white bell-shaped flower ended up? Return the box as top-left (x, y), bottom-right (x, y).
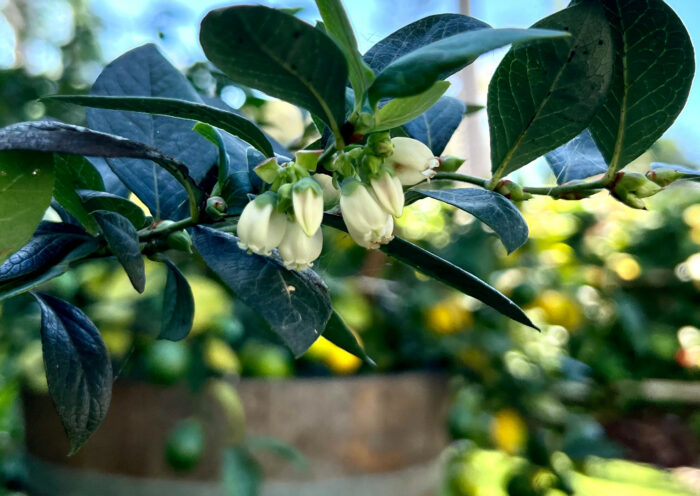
top-left (312, 173), bottom-right (340, 210)
top-left (236, 192), bottom-right (287, 255)
top-left (340, 180), bottom-right (387, 235)
top-left (370, 167), bottom-right (404, 218)
top-left (386, 137), bottom-right (440, 186)
top-left (292, 177), bottom-right (324, 236)
top-left (278, 219), bottom-right (323, 270)
top-left (347, 213), bottom-right (394, 249)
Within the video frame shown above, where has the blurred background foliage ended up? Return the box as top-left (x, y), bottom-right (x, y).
top-left (0, 0), bottom-right (699, 495)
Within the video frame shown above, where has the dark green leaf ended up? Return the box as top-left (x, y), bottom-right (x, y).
top-left (86, 44), bottom-right (216, 220)
top-left (589, 0), bottom-right (694, 171)
top-left (316, 0), bottom-right (375, 109)
top-left (200, 5), bottom-right (347, 135)
top-left (159, 259), bottom-right (194, 341)
top-left (78, 190), bottom-right (148, 229)
top-left (193, 123), bottom-right (230, 192)
top-left (92, 210), bottom-right (145, 293)
top-left (363, 14), bottom-right (490, 74)
top-left (373, 81), bottom-right (449, 132)
top-left (191, 226), bottom-right (332, 356)
top-left (322, 311), bottom-right (375, 365)
top-left (32, 293), bottom-right (112, 454)
top-left (0, 222), bottom-right (98, 301)
top-left (49, 95), bottom-right (274, 158)
top-left (222, 447), bottom-right (261, 496)
top-left (409, 189), bottom-right (528, 253)
top-left (323, 214), bottom-right (535, 329)
top-left (488, 2), bottom-right (613, 178)
top-left (369, 28), bottom-right (569, 104)
top-left (404, 96), bottom-right (465, 155)
top-left (53, 154), bottom-right (105, 233)
top-left (545, 130), bottom-right (607, 184)
top-left (0, 150), bottom-right (55, 264)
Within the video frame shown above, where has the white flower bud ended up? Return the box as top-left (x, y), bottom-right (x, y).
top-left (340, 180), bottom-right (387, 235)
top-left (236, 193), bottom-right (287, 255)
top-left (292, 177), bottom-right (324, 236)
top-left (370, 168), bottom-right (404, 218)
top-left (312, 173), bottom-right (340, 210)
top-left (386, 137), bottom-right (439, 186)
top-left (278, 219), bottom-right (323, 271)
top-left (347, 213), bottom-right (394, 249)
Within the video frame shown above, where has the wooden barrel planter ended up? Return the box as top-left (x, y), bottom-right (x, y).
top-left (22, 372), bottom-right (450, 495)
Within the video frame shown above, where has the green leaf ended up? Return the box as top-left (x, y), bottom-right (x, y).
top-left (403, 96), bottom-right (466, 155)
top-left (323, 214), bottom-right (535, 329)
top-left (92, 210), bottom-right (145, 293)
top-left (193, 122), bottom-right (230, 194)
top-left (368, 28), bottom-right (570, 105)
top-left (223, 447), bottom-right (261, 496)
top-left (488, 2), bottom-right (613, 179)
top-left (191, 226), bottom-right (332, 357)
top-left (200, 5), bottom-right (348, 137)
top-left (32, 293), bottom-right (112, 455)
top-left (373, 81), bottom-right (450, 132)
top-left (78, 190), bottom-right (148, 229)
top-left (53, 154), bottom-right (105, 233)
top-left (589, 0), bottom-right (694, 172)
top-left (315, 0), bottom-right (375, 110)
top-left (408, 188), bottom-right (528, 253)
top-left (159, 259), bottom-right (194, 341)
top-left (244, 435), bottom-right (309, 471)
top-left (47, 95), bottom-right (274, 158)
top-left (322, 311), bottom-right (375, 365)
top-left (0, 222), bottom-right (98, 301)
top-left (0, 151), bottom-right (55, 264)
top-left (545, 130), bottom-right (607, 184)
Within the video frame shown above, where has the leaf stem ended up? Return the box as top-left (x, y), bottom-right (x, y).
top-left (434, 172), bottom-right (607, 198)
top-left (139, 216), bottom-right (197, 242)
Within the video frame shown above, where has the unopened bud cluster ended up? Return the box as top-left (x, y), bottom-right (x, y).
top-left (610, 171), bottom-right (663, 209)
top-left (237, 134), bottom-right (440, 266)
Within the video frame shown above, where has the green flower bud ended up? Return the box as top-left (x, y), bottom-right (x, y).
top-left (354, 112), bottom-right (375, 134)
top-left (367, 132), bottom-right (394, 158)
top-left (166, 229), bottom-right (193, 254)
top-left (646, 167), bottom-right (684, 187)
top-left (292, 177), bottom-right (324, 236)
top-left (438, 156), bottom-right (466, 173)
top-left (206, 196), bottom-right (228, 218)
top-left (613, 172), bottom-right (662, 198)
top-left (495, 180), bottom-right (532, 201)
top-left (361, 153), bottom-right (383, 175)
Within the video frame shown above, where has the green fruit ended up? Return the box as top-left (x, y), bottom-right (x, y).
top-left (240, 342), bottom-right (293, 378)
top-left (146, 341), bottom-right (190, 386)
top-left (165, 418), bottom-right (205, 472)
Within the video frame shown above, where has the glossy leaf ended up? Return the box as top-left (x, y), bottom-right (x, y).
top-left (92, 211), bottom-right (145, 293)
top-left (49, 95), bottom-right (274, 158)
top-left (32, 293), bottom-right (112, 454)
top-left (323, 214), bottom-right (535, 329)
top-left (191, 227), bottom-right (332, 356)
top-left (404, 96), bottom-right (465, 155)
top-left (363, 14), bottom-right (490, 74)
top-left (589, 0), bottom-right (694, 171)
top-left (373, 81), bottom-right (450, 132)
top-left (159, 259), bottom-right (194, 341)
top-left (368, 28), bottom-right (569, 104)
top-left (0, 150), bottom-right (54, 264)
top-left (488, 2), bottom-right (613, 179)
top-left (53, 154), bottom-right (105, 233)
top-left (410, 188), bottom-right (528, 253)
top-left (0, 222), bottom-right (97, 301)
top-left (323, 311), bottom-right (375, 365)
top-left (78, 190), bottom-right (148, 229)
top-left (87, 44), bottom-right (216, 220)
top-left (200, 6), bottom-right (347, 134)
top-left (316, 0), bottom-right (375, 109)
top-left (545, 130), bottom-right (607, 184)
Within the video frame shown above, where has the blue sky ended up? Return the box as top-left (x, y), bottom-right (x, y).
top-left (85, 0), bottom-right (700, 162)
